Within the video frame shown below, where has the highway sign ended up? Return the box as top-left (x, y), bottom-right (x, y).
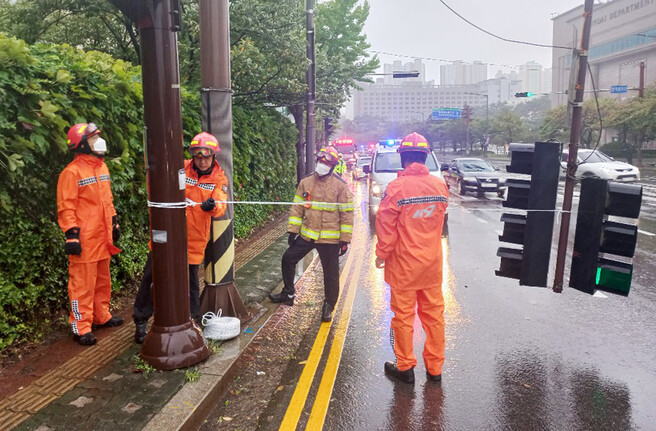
top-left (611, 85), bottom-right (628, 94)
top-left (431, 108), bottom-right (461, 120)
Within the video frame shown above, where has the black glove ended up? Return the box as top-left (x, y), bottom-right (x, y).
top-left (112, 215), bottom-right (120, 242)
top-left (288, 233), bottom-right (298, 246)
top-left (65, 227), bottom-right (82, 256)
top-left (338, 241), bottom-right (348, 256)
top-left (200, 197), bottom-right (216, 212)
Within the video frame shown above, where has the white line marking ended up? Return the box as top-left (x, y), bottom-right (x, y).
top-left (495, 230), bottom-right (503, 236)
top-left (638, 229), bottom-right (655, 236)
top-left (593, 291), bottom-right (608, 299)
top-left (476, 217), bottom-right (488, 224)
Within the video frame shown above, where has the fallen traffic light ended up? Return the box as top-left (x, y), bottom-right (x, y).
top-left (515, 92), bottom-right (534, 98)
top-left (570, 179), bottom-right (642, 296)
top-left (496, 142), bottom-right (560, 286)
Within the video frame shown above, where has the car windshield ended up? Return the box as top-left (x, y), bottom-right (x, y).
top-left (457, 159), bottom-right (494, 172)
top-left (579, 151), bottom-right (613, 163)
top-left (357, 158), bottom-right (371, 166)
top-left (374, 152), bottom-right (438, 173)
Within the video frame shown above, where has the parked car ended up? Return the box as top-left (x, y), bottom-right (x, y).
top-left (365, 148), bottom-right (447, 236)
top-left (561, 149), bottom-right (640, 182)
top-left (442, 158), bottom-right (506, 197)
top-left (352, 156), bottom-right (372, 181)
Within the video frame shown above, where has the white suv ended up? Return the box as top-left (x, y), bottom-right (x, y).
top-left (561, 149), bottom-right (640, 182)
top-left (366, 148), bottom-right (446, 231)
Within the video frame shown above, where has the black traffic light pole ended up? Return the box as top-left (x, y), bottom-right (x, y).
top-left (553, 0), bottom-right (594, 293)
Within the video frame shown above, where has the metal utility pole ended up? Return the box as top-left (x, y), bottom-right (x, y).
top-left (198, 0), bottom-right (248, 320)
top-left (639, 60), bottom-right (645, 98)
top-left (108, 0), bottom-right (209, 369)
top-left (553, 0), bottom-right (594, 293)
top-left (305, 0), bottom-right (317, 175)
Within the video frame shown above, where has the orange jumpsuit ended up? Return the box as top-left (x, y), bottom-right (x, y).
top-left (375, 162), bottom-right (449, 375)
top-left (183, 159), bottom-right (228, 264)
top-left (57, 154), bottom-right (121, 335)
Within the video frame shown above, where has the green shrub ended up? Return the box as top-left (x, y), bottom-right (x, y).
top-left (0, 35), bottom-right (296, 350)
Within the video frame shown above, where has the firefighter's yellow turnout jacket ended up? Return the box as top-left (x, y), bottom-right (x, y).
top-left (287, 172), bottom-right (354, 244)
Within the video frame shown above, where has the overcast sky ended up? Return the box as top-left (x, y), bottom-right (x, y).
top-left (362, 0), bottom-right (588, 81)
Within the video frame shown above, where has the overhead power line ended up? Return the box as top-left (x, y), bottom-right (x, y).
top-left (438, 0), bottom-right (571, 50)
top-left (369, 49), bottom-right (519, 70)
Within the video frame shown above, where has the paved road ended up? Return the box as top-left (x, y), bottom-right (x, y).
top-left (322, 179), bottom-right (655, 430)
top-left (203, 172), bottom-right (656, 430)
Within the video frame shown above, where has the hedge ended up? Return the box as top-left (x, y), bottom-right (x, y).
top-left (0, 34), bottom-right (296, 350)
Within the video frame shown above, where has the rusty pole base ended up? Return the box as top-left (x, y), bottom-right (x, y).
top-left (140, 320), bottom-right (210, 370)
top-left (200, 282), bottom-right (251, 323)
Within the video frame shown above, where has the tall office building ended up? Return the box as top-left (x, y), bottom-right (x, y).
top-left (440, 60), bottom-right (488, 85)
top-left (551, 0), bottom-right (656, 107)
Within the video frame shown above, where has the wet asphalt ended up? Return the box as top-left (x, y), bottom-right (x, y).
top-left (322, 178), bottom-right (656, 430)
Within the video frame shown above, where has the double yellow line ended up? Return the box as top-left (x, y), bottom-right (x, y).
top-left (279, 232), bottom-right (363, 430)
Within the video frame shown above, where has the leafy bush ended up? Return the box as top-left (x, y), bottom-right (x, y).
top-left (0, 35), bottom-right (296, 350)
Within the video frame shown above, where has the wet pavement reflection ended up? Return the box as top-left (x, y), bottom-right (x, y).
top-left (323, 178), bottom-right (653, 430)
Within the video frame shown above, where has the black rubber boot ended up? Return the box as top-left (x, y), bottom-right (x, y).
top-left (269, 291), bottom-right (294, 306)
top-left (134, 320), bottom-right (148, 344)
top-left (384, 361), bottom-right (415, 384)
top-left (321, 302), bottom-right (334, 322)
top-left (426, 371), bottom-right (442, 382)
top-left (74, 332), bottom-right (97, 346)
top-left (93, 316), bottom-right (124, 329)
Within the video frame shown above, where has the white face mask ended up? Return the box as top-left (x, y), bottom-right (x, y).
top-left (92, 137), bottom-right (107, 155)
top-left (315, 162), bottom-right (332, 176)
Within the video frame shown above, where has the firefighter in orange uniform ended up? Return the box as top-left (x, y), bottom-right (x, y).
top-left (375, 132), bottom-right (449, 384)
top-left (269, 146), bottom-right (354, 322)
top-left (57, 123), bottom-right (123, 346)
top-left (133, 132), bottom-right (227, 343)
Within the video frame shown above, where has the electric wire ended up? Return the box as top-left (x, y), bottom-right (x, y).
top-left (438, 0), bottom-right (571, 50)
top-left (369, 49), bottom-right (519, 70)
top-left (577, 62), bottom-right (604, 165)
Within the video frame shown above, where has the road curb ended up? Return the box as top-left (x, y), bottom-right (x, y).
top-left (143, 255), bottom-right (321, 431)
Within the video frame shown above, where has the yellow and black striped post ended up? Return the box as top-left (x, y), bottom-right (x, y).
top-left (198, 0), bottom-right (248, 320)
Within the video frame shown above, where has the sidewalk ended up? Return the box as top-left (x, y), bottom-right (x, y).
top-left (0, 216), bottom-right (296, 431)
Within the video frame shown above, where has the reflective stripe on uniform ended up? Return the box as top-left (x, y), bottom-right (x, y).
top-left (293, 195), bottom-right (304, 203)
top-left (288, 216), bottom-right (302, 226)
top-left (397, 196), bottom-right (447, 207)
top-left (340, 224), bottom-right (353, 233)
top-left (320, 230), bottom-right (340, 239)
top-left (311, 202), bottom-right (338, 211)
top-left (301, 226), bottom-right (320, 240)
top-left (338, 202), bottom-right (354, 212)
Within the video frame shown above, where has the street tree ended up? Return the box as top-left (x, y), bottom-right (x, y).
top-left (490, 107), bottom-right (527, 147)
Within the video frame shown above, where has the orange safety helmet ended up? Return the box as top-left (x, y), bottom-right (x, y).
top-left (189, 132), bottom-right (220, 156)
top-left (67, 123), bottom-right (101, 150)
top-left (398, 132), bottom-right (430, 154)
top-left (317, 146), bottom-right (339, 166)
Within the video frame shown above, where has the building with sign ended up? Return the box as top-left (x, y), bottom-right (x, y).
top-left (551, 0), bottom-right (656, 107)
top-left (353, 81), bottom-right (488, 122)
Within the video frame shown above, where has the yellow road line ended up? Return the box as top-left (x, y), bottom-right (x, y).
top-left (305, 248), bottom-right (364, 430)
top-left (279, 244), bottom-right (358, 431)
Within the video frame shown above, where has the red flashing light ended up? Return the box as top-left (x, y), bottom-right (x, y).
top-left (334, 138), bottom-right (354, 145)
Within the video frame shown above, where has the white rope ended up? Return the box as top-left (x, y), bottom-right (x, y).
top-left (147, 200), bottom-right (188, 209)
top-left (154, 198), bottom-right (572, 215)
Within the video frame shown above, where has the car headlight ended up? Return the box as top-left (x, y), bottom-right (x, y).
top-left (462, 176), bottom-right (477, 183)
top-left (372, 183), bottom-right (383, 197)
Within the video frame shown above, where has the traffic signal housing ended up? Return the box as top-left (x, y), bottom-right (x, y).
top-left (515, 92), bottom-right (534, 98)
top-left (496, 142), bottom-right (560, 286)
top-left (570, 179), bottom-right (642, 296)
